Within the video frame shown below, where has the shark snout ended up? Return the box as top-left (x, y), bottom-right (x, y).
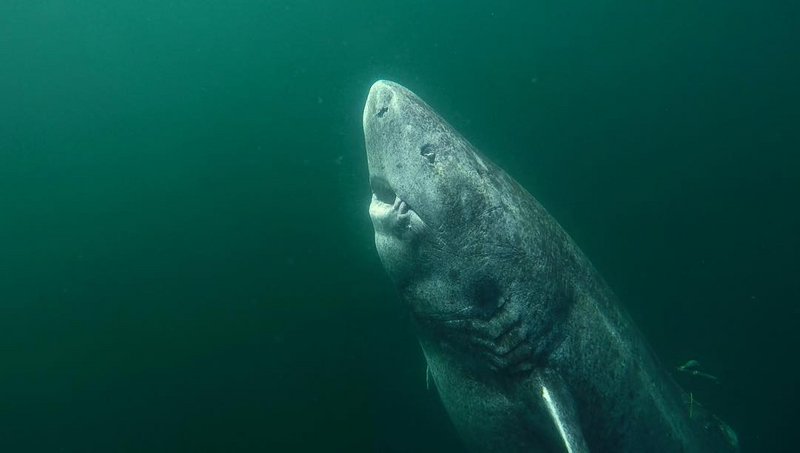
top-left (363, 80), bottom-right (397, 130)
top-left (365, 81), bottom-right (405, 230)
top-left (364, 80), bottom-right (432, 241)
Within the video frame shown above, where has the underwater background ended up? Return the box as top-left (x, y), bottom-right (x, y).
top-left (1, 1), bottom-right (798, 451)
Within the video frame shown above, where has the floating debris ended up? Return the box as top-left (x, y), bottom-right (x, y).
top-left (677, 359), bottom-right (719, 382)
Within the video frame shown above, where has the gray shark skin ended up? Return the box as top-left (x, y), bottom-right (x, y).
top-left (363, 80), bottom-right (739, 453)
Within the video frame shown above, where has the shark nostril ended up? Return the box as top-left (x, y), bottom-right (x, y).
top-left (371, 177), bottom-right (396, 204)
top-left (376, 106), bottom-right (389, 118)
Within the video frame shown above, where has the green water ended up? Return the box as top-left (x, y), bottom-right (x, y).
top-left (1, 1), bottom-right (797, 451)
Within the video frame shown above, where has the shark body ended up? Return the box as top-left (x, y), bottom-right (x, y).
top-left (364, 80), bottom-right (738, 453)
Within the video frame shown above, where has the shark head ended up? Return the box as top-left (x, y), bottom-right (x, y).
top-left (364, 80), bottom-right (560, 333)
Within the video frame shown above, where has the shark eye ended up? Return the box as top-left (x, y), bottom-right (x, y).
top-left (420, 143), bottom-right (436, 164)
top-left (471, 276), bottom-right (501, 316)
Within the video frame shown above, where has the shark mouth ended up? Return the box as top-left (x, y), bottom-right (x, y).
top-left (369, 176), bottom-right (420, 235)
top-left (370, 176), bottom-right (413, 213)
top-left (371, 176), bottom-right (398, 204)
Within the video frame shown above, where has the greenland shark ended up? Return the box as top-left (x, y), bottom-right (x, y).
top-left (363, 80), bottom-right (739, 452)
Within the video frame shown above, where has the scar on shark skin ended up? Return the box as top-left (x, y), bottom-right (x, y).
top-left (420, 143), bottom-right (435, 164)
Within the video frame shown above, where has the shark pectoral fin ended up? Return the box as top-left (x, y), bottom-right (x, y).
top-left (527, 371), bottom-right (590, 453)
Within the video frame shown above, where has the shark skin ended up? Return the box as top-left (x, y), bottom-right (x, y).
top-left (363, 80), bottom-right (739, 453)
